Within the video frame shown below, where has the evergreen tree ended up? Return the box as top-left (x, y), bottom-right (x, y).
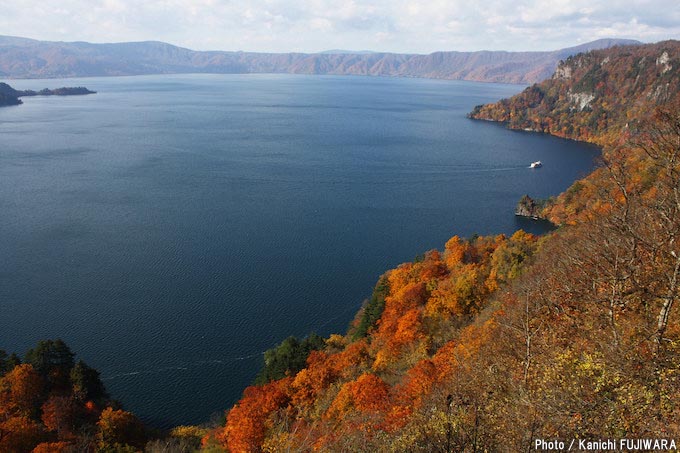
top-left (0, 350), bottom-right (22, 376)
top-left (255, 333), bottom-right (326, 384)
top-left (0, 349), bottom-right (7, 376)
top-left (352, 276), bottom-right (389, 340)
top-left (7, 353), bottom-right (22, 370)
top-left (25, 339), bottom-right (75, 390)
top-left (71, 360), bottom-right (109, 403)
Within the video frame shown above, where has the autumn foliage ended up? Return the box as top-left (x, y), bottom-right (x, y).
top-left (0, 341), bottom-right (145, 453)
top-left (3, 41), bottom-right (680, 453)
top-left (211, 231), bottom-right (541, 451)
top-left (469, 41), bottom-right (680, 149)
top-left (218, 378), bottom-right (292, 452)
top-left (209, 42), bottom-right (680, 452)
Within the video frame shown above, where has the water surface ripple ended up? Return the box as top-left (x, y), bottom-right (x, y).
top-left (0, 74), bottom-right (599, 426)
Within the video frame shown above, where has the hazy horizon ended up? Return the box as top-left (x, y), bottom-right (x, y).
top-left (0, 33), bottom-right (654, 55)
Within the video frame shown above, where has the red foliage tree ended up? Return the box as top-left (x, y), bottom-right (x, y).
top-left (41, 395), bottom-right (77, 439)
top-left (219, 377), bottom-right (292, 452)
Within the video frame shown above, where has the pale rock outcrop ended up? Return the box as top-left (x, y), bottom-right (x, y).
top-left (568, 91), bottom-right (595, 111)
top-left (656, 51), bottom-right (672, 74)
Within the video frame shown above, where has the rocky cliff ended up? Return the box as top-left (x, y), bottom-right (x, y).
top-left (469, 40), bottom-right (680, 146)
top-left (514, 195), bottom-right (545, 218)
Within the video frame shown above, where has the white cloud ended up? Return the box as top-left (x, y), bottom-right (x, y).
top-left (0, 0), bottom-right (677, 52)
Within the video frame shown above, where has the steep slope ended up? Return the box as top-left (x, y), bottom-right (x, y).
top-left (0, 81), bottom-right (21, 105)
top-left (470, 40), bottom-right (680, 145)
top-left (3, 39), bottom-right (679, 452)
top-left (0, 35), bottom-right (639, 83)
top-left (205, 42), bottom-right (680, 452)
top-left (470, 40), bottom-right (680, 225)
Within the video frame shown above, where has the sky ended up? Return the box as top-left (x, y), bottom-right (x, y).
top-left (1, 0), bottom-right (679, 53)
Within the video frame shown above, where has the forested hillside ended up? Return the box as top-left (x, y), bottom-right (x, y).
top-left (0, 340), bottom-right (150, 452)
top-left (469, 40), bottom-right (679, 145)
top-left (471, 40), bottom-right (680, 225)
top-left (0, 82), bottom-right (22, 105)
top-left (0, 340), bottom-right (211, 452)
top-left (3, 41), bottom-right (679, 452)
top-left (205, 42), bottom-right (680, 451)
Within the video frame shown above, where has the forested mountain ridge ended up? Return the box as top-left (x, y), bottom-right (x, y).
top-left (0, 35), bottom-right (638, 84)
top-left (469, 40), bottom-right (680, 145)
top-left (470, 40), bottom-right (680, 225)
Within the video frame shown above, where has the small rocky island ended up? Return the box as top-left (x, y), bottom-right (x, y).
top-left (0, 82), bottom-right (95, 106)
top-left (515, 194), bottom-right (547, 219)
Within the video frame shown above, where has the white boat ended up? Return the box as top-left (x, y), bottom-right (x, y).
top-left (529, 161), bottom-right (542, 168)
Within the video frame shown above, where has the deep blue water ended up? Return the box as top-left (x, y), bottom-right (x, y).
top-left (0, 74), bottom-right (599, 427)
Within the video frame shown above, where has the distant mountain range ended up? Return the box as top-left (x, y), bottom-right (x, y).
top-left (0, 36), bottom-right (641, 83)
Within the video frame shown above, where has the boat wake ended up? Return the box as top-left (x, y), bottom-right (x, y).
top-left (102, 352), bottom-right (264, 381)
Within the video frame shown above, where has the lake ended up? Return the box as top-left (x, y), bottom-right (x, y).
top-left (0, 74), bottom-right (599, 427)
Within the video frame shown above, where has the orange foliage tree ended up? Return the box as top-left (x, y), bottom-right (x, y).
top-left (219, 377), bottom-right (292, 452)
top-left (97, 407), bottom-right (145, 450)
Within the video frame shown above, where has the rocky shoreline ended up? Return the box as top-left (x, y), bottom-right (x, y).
top-left (515, 194), bottom-right (547, 220)
top-left (0, 82), bottom-right (95, 107)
